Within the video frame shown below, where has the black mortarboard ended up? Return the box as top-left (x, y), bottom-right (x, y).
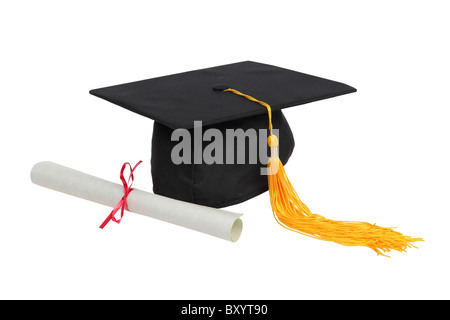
top-left (90, 61), bottom-right (355, 208)
top-left (90, 61), bottom-right (356, 130)
top-left (90, 61), bottom-right (423, 255)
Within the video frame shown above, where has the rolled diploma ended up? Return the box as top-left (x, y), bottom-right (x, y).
top-left (30, 161), bottom-right (243, 242)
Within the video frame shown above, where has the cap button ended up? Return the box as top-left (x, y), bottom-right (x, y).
top-left (212, 85), bottom-right (229, 92)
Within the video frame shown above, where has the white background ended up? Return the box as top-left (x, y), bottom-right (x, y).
top-left (1, 0), bottom-right (449, 300)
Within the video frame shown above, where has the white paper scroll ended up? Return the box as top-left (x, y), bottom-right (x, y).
top-left (30, 161), bottom-right (243, 242)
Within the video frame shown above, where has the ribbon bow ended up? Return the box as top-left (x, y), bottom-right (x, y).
top-left (99, 161), bottom-right (143, 229)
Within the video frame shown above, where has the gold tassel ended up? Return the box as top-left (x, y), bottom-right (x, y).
top-left (222, 88), bottom-right (423, 256)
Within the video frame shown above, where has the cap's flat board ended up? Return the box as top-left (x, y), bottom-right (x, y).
top-left (90, 61), bottom-right (356, 129)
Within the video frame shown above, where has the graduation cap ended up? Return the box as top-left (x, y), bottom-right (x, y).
top-left (90, 61), bottom-right (422, 255)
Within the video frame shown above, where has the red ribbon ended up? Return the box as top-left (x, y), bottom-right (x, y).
top-left (99, 161), bottom-right (143, 229)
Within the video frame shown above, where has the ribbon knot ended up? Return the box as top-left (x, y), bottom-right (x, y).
top-left (99, 161), bottom-right (143, 229)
